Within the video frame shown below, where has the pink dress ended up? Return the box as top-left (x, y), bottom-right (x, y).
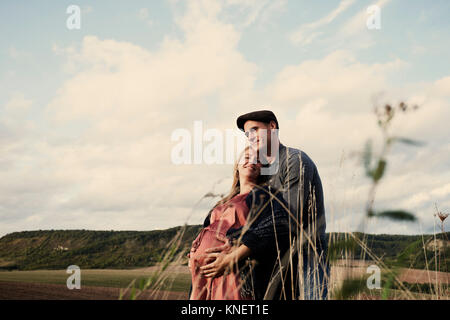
top-left (189, 192), bottom-right (250, 300)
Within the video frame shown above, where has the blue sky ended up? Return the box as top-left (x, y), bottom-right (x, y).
top-left (1, 0), bottom-right (449, 237)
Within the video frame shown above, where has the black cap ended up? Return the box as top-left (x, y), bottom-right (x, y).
top-left (236, 110), bottom-right (279, 132)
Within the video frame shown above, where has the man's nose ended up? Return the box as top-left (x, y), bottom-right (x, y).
top-left (247, 131), bottom-right (257, 143)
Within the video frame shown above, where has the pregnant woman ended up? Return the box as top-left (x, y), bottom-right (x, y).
top-left (188, 147), bottom-right (291, 300)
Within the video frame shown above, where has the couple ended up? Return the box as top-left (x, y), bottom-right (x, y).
top-left (188, 110), bottom-right (329, 300)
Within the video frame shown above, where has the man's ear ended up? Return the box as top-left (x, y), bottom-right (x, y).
top-left (269, 120), bottom-right (277, 130)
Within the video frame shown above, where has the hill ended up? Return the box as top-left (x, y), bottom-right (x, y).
top-left (0, 227), bottom-right (448, 271)
top-left (0, 226), bottom-right (202, 271)
top-left (331, 232), bottom-right (449, 271)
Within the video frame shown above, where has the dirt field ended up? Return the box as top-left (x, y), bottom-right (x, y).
top-left (329, 263), bottom-right (449, 299)
top-left (0, 264), bottom-right (448, 300)
top-left (0, 281), bottom-right (188, 300)
top-left (399, 268), bottom-right (450, 284)
top-left (0, 266), bottom-right (191, 300)
top-left (330, 265), bottom-right (449, 285)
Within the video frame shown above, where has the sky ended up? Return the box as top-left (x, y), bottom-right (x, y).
top-left (0, 0), bottom-right (449, 237)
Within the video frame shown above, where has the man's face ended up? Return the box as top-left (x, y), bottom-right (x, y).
top-left (243, 120), bottom-right (276, 162)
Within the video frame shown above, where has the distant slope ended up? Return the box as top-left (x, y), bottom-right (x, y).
top-left (0, 226), bottom-right (202, 270)
top-left (333, 232), bottom-right (449, 272)
top-left (0, 227), bottom-right (448, 271)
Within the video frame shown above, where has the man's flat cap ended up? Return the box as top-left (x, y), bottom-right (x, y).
top-left (236, 110), bottom-right (279, 132)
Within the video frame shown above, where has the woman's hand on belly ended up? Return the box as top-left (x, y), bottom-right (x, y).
top-left (200, 250), bottom-right (232, 278)
top-left (200, 245), bottom-right (252, 278)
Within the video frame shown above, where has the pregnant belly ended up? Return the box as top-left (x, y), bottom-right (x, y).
top-left (189, 227), bottom-right (227, 269)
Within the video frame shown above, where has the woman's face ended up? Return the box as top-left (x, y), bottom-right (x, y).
top-left (238, 149), bottom-right (261, 182)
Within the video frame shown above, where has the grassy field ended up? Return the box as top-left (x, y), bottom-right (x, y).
top-left (0, 265), bottom-right (191, 293)
top-left (329, 263), bottom-right (449, 299)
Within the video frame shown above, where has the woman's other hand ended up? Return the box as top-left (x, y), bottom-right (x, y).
top-left (200, 251), bottom-right (232, 278)
top-left (200, 245), bottom-right (251, 278)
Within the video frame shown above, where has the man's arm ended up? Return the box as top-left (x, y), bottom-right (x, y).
top-left (281, 150), bottom-right (325, 245)
top-left (312, 164), bottom-right (326, 241)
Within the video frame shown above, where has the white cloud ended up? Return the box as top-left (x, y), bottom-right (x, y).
top-left (431, 183), bottom-right (450, 199)
top-left (289, 0), bottom-right (392, 50)
top-left (290, 0), bottom-right (355, 46)
top-left (4, 92), bottom-right (32, 114)
top-left (337, 0), bottom-right (391, 48)
top-left (1, 93), bottom-right (34, 144)
top-left (434, 76), bottom-right (450, 96)
top-left (225, 0), bottom-right (286, 28)
top-left (266, 50), bottom-right (407, 112)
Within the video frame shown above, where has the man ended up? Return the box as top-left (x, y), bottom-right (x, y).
top-left (236, 109), bottom-right (329, 300)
